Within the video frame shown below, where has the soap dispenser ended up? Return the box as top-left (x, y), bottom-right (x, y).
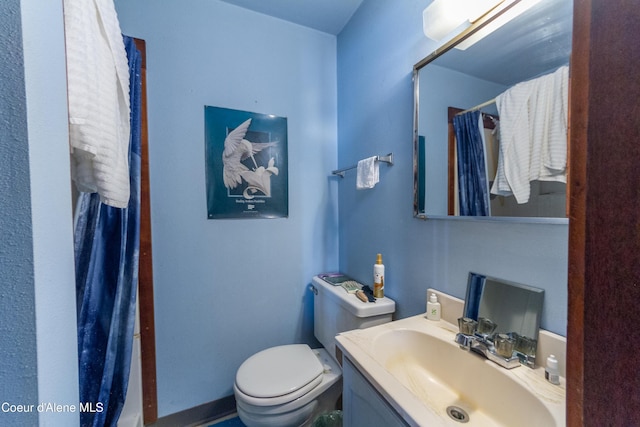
top-left (426, 293), bottom-right (441, 321)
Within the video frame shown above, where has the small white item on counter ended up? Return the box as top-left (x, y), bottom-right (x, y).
top-left (426, 292), bottom-right (441, 321)
top-left (545, 354), bottom-right (560, 385)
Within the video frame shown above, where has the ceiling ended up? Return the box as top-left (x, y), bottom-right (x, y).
top-left (219, 0), bottom-right (365, 35)
top-left (427, 0), bottom-right (573, 86)
top-left (218, 0), bottom-right (573, 87)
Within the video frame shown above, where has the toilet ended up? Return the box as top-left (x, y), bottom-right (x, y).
top-left (234, 275), bottom-right (396, 427)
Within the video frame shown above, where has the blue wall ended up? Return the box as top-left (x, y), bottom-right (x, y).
top-left (336, 0), bottom-right (567, 334)
top-left (0, 3), bottom-right (39, 425)
top-left (418, 65), bottom-right (506, 214)
top-left (0, 0), bottom-right (570, 423)
top-left (0, 1), bottom-right (79, 425)
top-left (117, 0), bottom-right (568, 419)
top-left (115, 0), bottom-right (339, 416)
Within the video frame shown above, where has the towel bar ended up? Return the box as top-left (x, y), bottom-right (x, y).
top-left (332, 153), bottom-right (394, 178)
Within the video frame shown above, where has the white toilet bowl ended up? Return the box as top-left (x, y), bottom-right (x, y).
top-left (234, 344), bottom-right (341, 427)
top-left (233, 276), bottom-right (396, 427)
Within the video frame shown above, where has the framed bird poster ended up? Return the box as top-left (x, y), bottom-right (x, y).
top-left (204, 106), bottom-right (288, 219)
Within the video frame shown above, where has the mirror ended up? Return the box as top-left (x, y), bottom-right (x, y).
top-left (463, 272), bottom-right (544, 363)
top-left (413, 0), bottom-right (573, 219)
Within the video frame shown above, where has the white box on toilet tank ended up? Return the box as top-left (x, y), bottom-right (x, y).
top-left (312, 276), bottom-right (395, 360)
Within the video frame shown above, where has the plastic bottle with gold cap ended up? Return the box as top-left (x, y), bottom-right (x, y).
top-left (373, 253), bottom-right (385, 298)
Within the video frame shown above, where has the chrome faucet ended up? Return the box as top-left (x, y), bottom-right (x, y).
top-left (455, 317), bottom-right (522, 369)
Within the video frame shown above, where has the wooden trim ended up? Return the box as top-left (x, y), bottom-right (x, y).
top-left (566, 1), bottom-right (589, 424)
top-left (568, 0), bottom-right (640, 424)
top-left (133, 38), bottom-right (159, 425)
top-left (567, 2), bottom-right (589, 426)
top-left (447, 107), bottom-right (462, 215)
top-left (448, 121), bottom-right (456, 215)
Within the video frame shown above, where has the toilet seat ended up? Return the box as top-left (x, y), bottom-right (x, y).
top-left (235, 344), bottom-right (324, 406)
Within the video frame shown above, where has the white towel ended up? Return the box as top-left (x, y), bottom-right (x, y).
top-left (492, 78), bottom-right (536, 202)
top-left (491, 65), bottom-right (569, 203)
top-left (64, 0), bottom-right (131, 208)
top-left (531, 65), bottom-right (569, 179)
top-left (356, 157), bottom-right (379, 190)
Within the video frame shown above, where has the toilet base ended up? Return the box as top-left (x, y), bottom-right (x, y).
top-left (237, 377), bottom-right (341, 427)
top-left (237, 398), bottom-right (317, 427)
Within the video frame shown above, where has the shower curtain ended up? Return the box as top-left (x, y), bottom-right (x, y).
top-left (453, 110), bottom-right (490, 216)
top-left (74, 36), bottom-right (141, 427)
top-left (464, 273), bottom-right (486, 320)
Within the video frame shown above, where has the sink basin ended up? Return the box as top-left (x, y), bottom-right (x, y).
top-left (336, 315), bottom-right (565, 426)
top-left (373, 329), bottom-right (556, 426)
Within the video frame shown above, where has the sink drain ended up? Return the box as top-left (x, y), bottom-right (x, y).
top-left (446, 406), bottom-right (469, 423)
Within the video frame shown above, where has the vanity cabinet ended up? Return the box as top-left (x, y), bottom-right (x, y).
top-left (342, 357), bottom-right (409, 427)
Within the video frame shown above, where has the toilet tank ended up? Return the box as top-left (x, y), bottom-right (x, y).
top-left (312, 276), bottom-right (395, 361)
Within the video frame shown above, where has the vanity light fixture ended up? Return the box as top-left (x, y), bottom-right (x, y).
top-left (455, 0), bottom-right (542, 50)
top-left (422, 0), bottom-right (505, 41)
top-left (422, 0), bottom-right (541, 50)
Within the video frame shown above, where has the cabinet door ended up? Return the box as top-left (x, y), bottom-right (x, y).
top-left (342, 357), bottom-right (409, 427)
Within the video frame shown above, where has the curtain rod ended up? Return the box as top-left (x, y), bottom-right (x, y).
top-left (456, 98), bottom-right (497, 116)
top-left (456, 65), bottom-right (569, 117)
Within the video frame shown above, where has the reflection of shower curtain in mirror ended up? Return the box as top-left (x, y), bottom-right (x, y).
top-left (453, 110), bottom-right (490, 216)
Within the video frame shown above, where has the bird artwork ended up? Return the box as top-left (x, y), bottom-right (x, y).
top-left (222, 118), bottom-right (278, 197)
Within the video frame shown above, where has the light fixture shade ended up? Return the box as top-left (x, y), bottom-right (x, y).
top-left (422, 0), bottom-right (505, 41)
top-left (455, 0), bottom-right (542, 50)
top-left (423, 0), bottom-right (464, 40)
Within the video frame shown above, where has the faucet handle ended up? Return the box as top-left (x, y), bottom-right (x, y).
top-left (477, 317), bottom-right (497, 336)
top-left (457, 317), bottom-right (477, 335)
top-left (494, 334), bottom-right (516, 358)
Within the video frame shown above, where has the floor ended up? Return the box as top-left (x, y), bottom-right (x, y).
top-left (196, 413), bottom-right (246, 427)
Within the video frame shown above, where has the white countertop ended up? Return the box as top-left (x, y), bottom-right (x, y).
top-left (336, 314), bottom-right (566, 426)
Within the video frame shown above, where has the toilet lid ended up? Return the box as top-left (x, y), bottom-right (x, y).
top-left (236, 344), bottom-right (323, 399)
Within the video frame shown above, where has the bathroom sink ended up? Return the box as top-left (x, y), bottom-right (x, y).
top-left (336, 315), bottom-right (565, 426)
top-left (374, 329), bottom-right (557, 426)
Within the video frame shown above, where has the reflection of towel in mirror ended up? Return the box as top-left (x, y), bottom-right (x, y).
top-left (356, 157), bottom-right (379, 190)
top-left (491, 65), bottom-right (569, 204)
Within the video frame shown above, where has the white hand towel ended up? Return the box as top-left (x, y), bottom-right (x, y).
top-left (356, 157), bottom-right (379, 190)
